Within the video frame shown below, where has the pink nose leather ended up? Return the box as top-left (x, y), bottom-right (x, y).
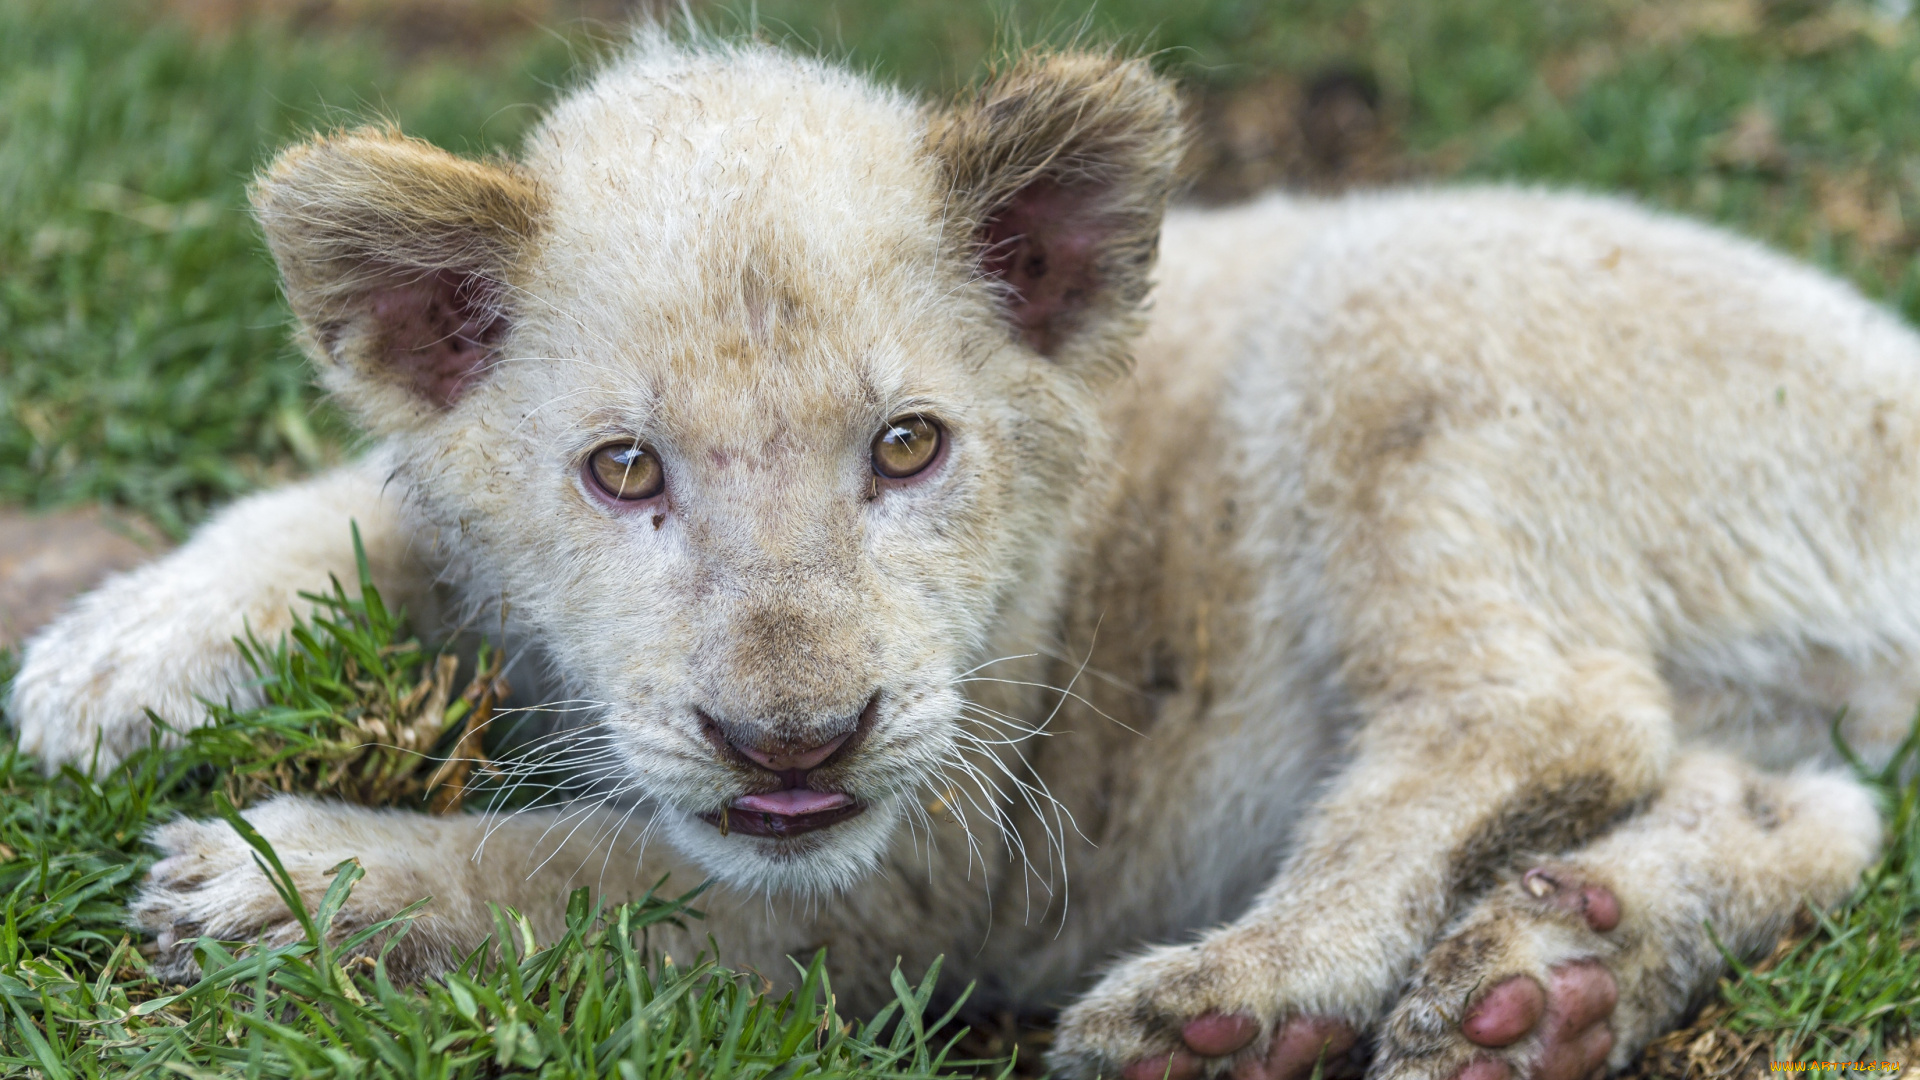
top-left (730, 732), bottom-right (850, 773)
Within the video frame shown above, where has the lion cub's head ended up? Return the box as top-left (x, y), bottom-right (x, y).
top-left (251, 38), bottom-right (1181, 892)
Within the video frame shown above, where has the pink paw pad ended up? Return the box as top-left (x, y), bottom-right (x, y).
top-left (1119, 1014), bottom-right (1356, 1080)
top-left (1457, 1060), bottom-right (1514, 1080)
top-left (1231, 1016), bottom-right (1357, 1080)
top-left (1182, 1012), bottom-right (1260, 1056)
top-left (1461, 977), bottom-right (1545, 1048)
top-left (1454, 962), bottom-right (1619, 1080)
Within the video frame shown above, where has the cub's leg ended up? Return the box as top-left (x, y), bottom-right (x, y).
top-left (1051, 639), bottom-right (1677, 1080)
top-left (131, 794), bottom-right (927, 1006)
top-left (1373, 752), bottom-right (1880, 1080)
top-left (8, 457), bottom-right (432, 772)
top-left (135, 796), bottom-right (704, 985)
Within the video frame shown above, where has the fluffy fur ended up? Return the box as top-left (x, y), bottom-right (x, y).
top-left (10, 36), bottom-right (1909, 1079)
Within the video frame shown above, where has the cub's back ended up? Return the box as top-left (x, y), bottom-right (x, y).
top-left (1141, 187), bottom-right (1920, 766)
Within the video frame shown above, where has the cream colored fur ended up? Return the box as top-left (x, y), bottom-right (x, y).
top-left (9, 37), bottom-right (1907, 1079)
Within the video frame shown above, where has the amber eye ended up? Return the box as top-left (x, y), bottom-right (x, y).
top-left (871, 415), bottom-right (943, 479)
top-left (587, 443), bottom-right (665, 501)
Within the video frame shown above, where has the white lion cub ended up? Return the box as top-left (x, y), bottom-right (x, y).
top-left (10, 37), bottom-right (1907, 1080)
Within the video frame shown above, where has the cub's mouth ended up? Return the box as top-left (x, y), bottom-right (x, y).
top-left (702, 789), bottom-right (866, 838)
top-left (695, 700), bottom-right (881, 840)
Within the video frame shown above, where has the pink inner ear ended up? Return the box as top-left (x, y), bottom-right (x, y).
top-left (365, 269), bottom-right (508, 407)
top-left (979, 179), bottom-right (1105, 356)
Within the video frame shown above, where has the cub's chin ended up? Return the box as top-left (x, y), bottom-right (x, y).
top-left (661, 796), bottom-right (906, 895)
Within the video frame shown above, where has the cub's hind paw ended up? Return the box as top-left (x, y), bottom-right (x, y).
top-left (1375, 753), bottom-right (1888, 1080)
top-left (1373, 867), bottom-right (1624, 1080)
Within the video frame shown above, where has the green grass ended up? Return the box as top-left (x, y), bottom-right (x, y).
top-left (3, 0), bottom-right (1920, 1073)
top-left (1719, 729), bottom-right (1920, 1062)
top-left (1634, 723), bottom-right (1920, 1073)
top-left (0, 0), bottom-right (598, 535)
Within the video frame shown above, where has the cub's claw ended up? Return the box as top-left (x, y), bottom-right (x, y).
top-left (1517, 868), bottom-right (1619, 933)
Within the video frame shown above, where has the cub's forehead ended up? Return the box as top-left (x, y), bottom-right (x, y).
top-left (510, 43), bottom-right (977, 421)
top-left (529, 46), bottom-right (934, 223)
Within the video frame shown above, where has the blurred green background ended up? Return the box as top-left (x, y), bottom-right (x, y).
top-left (7, 0), bottom-right (1920, 533)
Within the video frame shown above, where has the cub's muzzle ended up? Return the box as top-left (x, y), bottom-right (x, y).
top-left (697, 695), bottom-right (880, 838)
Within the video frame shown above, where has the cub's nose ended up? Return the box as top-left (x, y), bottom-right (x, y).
top-left (701, 694), bottom-right (879, 775)
top-left (729, 732), bottom-right (851, 773)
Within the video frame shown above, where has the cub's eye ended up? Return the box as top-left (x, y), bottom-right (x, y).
top-left (587, 443), bottom-right (665, 501)
top-left (871, 415), bottom-right (943, 479)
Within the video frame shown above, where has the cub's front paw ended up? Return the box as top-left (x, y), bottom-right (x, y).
top-left (131, 799), bottom-right (463, 984)
top-left (1049, 937), bottom-right (1365, 1080)
top-left (10, 562), bottom-right (263, 772)
top-left (1373, 867), bottom-right (1624, 1080)
top-left (133, 816), bottom-right (318, 984)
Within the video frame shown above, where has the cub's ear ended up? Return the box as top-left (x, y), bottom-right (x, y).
top-left (927, 51), bottom-right (1184, 369)
top-left (251, 128), bottom-right (545, 432)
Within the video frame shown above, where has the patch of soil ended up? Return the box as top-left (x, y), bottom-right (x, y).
top-left (950, 1010), bottom-right (1055, 1078)
top-left (0, 507), bottom-right (168, 649)
top-left (1182, 67), bottom-right (1417, 204)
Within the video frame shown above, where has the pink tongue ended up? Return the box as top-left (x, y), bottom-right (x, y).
top-left (733, 789), bottom-right (854, 816)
